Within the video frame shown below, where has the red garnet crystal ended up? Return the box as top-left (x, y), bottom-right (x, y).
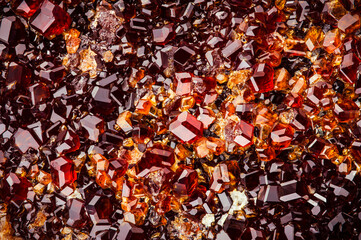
top-left (11, 0), bottom-right (43, 18)
top-left (30, 0), bottom-right (71, 38)
top-left (50, 156), bottom-right (76, 188)
top-left (270, 123), bottom-right (295, 150)
top-left (233, 120), bottom-right (254, 148)
top-left (169, 111), bottom-right (203, 143)
top-left (65, 198), bottom-right (88, 228)
top-left (137, 143), bottom-right (175, 176)
top-left (172, 166), bottom-right (198, 197)
top-left (13, 128), bottom-right (40, 153)
top-left (248, 63), bottom-right (275, 93)
top-left (107, 157), bottom-right (129, 180)
top-left (0, 173), bottom-right (30, 203)
top-left (0, 16), bottom-right (26, 46)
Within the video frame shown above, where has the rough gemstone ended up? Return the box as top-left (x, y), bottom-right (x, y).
top-left (0, 16), bottom-right (25, 46)
top-left (233, 120), bottom-right (254, 148)
top-left (0, 173), bottom-right (30, 203)
top-left (13, 128), bottom-right (40, 153)
top-left (270, 123), bottom-right (295, 150)
top-left (169, 111), bottom-right (203, 143)
top-left (172, 166), bottom-right (198, 197)
top-left (248, 63), bottom-right (274, 93)
top-left (50, 156), bottom-right (77, 189)
top-left (30, 0), bottom-right (71, 38)
top-left (11, 0), bottom-right (43, 18)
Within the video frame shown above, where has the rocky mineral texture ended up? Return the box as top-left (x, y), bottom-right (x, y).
top-left (1, 0), bottom-right (361, 239)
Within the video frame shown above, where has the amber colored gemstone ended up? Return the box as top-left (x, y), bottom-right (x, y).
top-left (337, 13), bottom-right (360, 33)
top-left (107, 157), bottom-right (128, 180)
top-left (248, 63), bottom-right (274, 93)
top-left (289, 108), bottom-right (310, 131)
top-left (172, 166), bottom-right (198, 197)
top-left (321, 0), bottom-right (347, 25)
top-left (169, 111), bottom-right (203, 144)
top-left (233, 120), bottom-right (254, 148)
top-left (304, 26), bottom-right (324, 51)
top-left (339, 52), bottom-right (360, 84)
top-left (80, 115), bottom-right (104, 142)
top-left (333, 99), bottom-right (360, 123)
top-left (30, 0), bottom-right (71, 38)
top-left (210, 160), bottom-right (240, 193)
top-left (11, 0), bottom-right (43, 18)
top-left (137, 143), bottom-right (175, 176)
top-left (270, 123), bottom-right (295, 150)
top-left (0, 16), bottom-right (26, 46)
top-left (90, 154), bottom-right (108, 173)
top-left (323, 29), bottom-right (341, 54)
top-left (116, 111), bottom-right (133, 133)
top-left (135, 99), bottom-right (152, 115)
top-left (0, 172), bottom-right (30, 203)
top-left (65, 198), bottom-right (88, 228)
top-left (274, 68), bottom-right (290, 90)
top-left (13, 128), bottom-right (40, 153)
top-left (153, 24), bottom-right (174, 45)
top-left (50, 156), bottom-right (77, 188)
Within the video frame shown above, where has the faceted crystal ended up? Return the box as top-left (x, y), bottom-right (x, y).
top-left (11, 0), bottom-right (43, 18)
top-left (50, 156), bottom-right (77, 189)
top-left (337, 13), bottom-right (360, 33)
top-left (270, 123), bottom-right (295, 150)
top-left (233, 120), bottom-right (254, 148)
top-left (137, 143), bottom-right (175, 176)
top-left (172, 166), bottom-right (198, 197)
top-left (30, 0), bottom-right (71, 38)
top-left (339, 52), bottom-right (360, 84)
top-left (153, 24), bottom-right (174, 45)
top-left (13, 128), bottom-right (40, 153)
top-left (0, 16), bottom-right (25, 46)
top-left (323, 29), bottom-right (341, 54)
top-left (333, 99), bottom-right (360, 122)
top-left (65, 198), bottom-right (88, 228)
top-left (80, 115), bottom-right (105, 142)
top-left (0, 173), bottom-right (30, 203)
top-left (169, 111), bottom-right (203, 143)
top-left (248, 63), bottom-right (274, 93)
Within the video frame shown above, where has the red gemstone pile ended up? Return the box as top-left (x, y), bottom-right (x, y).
top-left (1, 0), bottom-right (361, 239)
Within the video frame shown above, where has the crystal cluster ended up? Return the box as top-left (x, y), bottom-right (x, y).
top-left (1, 0), bottom-right (361, 239)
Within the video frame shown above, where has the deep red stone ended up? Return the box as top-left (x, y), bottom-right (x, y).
top-left (55, 129), bottom-right (80, 155)
top-left (0, 173), bottom-right (31, 203)
top-left (86, 193), bottom-right (113, 224)
top-left (30, 0), bottom-right (71, 38)
top-left (107, 157), bottom-right (129, 180)
top-left (248, 63), bottom-right (274, 93)
top-left (172, 166), bottom-right (198, 197)
top-left (0, 16), bottom-right (25, 46)
top-left (169, 111), bottom-right (203, 143)
top-left (137, 143), bottom-right (175, 176)
top-left (333, 99), bottom-right (360, 123)
top-left (11, 0), bottom-right (43, 18)
top-left (65, 198), bottom-right (88, 228)
top-left (6, 62), bottom-right (32, 91)
top-left (50, 156), bottom-right (77, 188)
top-left (153, 24), bottom-right (174, 45)
top-left (13, 128), bottom-right (40, 153)
top-left (175, 72), bottom-right (193, 96)
top-left (339, 52), bottom-right (360, 84)
top-left (233, 120), bottom-right (254, 148)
